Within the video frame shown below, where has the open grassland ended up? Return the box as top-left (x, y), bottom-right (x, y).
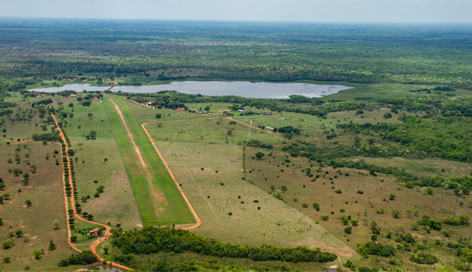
top-left (233, 108), bottom-right (406, 146)
top-left (126, 99), bottom-right (219, 124)
top-left (58, 99), bottom-right (142, 230)
top-left (0, 99), bottom-right (52, 142)
top-left (145, 117), bottom-right (282, 145)
top-left (153, 140), bottom-right (354, 259)
top-left (246, 147), bottom-right (472, 270)
top-left (0, 143), bottom-right (79, 271)
top-left (103, 98), bottom-right (194, 225)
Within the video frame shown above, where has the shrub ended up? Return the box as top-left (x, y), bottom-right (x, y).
top-left (58, 250), bottom-right (98, 266)
top-left (356, 242), bottom-right (396, 257)
top-left (409, 252), bottom-right (438, 264)
top-left (344, 226), bottom-right (352, 234)
top-left (443, 216), bottom-right (459, 226)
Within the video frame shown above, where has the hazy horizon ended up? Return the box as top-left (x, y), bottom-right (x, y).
top-left (1, 0), bottom-right (471, 24)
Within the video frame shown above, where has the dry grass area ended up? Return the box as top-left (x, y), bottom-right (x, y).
top-left (0, 143), bottom-right (79, 271)
top-left (154, 141), bottom-right (354, 262)
top-left (246, 147), bottom-right (472, 270)
top-left (59, 99), bottom-right (143, 229)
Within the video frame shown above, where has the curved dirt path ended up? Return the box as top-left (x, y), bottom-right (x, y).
top-left (110, 99), bottom-right (202, 230)
top-left (51, 113), bottom-right (132, 271)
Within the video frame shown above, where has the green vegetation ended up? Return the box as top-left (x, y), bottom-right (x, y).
top-left (2, 19), bottom-right (472, 272)
top-left (103, 98), bottom-right (194, 225)
top-left (111, 226), bottom-right (337, 263)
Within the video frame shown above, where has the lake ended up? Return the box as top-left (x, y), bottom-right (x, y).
top-left (28, 81), bottom-right (353, 99)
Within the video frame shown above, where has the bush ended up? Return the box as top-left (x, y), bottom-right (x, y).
top-left (356, 242), bottom-right (396, 257)
top-left (409, 252), bottom-right (438, 264)
top-left (443, 216), bottom-right (459, 226)
top-left (58, 250), bottom-right (98, 266)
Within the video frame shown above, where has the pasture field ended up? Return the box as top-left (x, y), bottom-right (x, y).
top-left (0, 143), bottom-right (78, 271)
top-left (127, 100), bottom-right (218, 124)
top-left (145, 117), bottom-right (282, 145)
top-left (245, 147), bottom-right (472, 270)
top-left (154, 141), bottom-right (353, 262)
top-left (148, 115), bottom-right (353, 243)
top-left (58, 99), bottom-right (142, 230)
top-left (103, 98), bottom-right (194, 226)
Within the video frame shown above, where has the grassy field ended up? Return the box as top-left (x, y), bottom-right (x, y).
top-left (58, 98), bottom-right (142, 230)
top-left (145, 117), bottom-right (282, 145)
top-left (0, 143), bottom-right (79, 271)
top-left (245, 147), bottom-right (472, 270)
top-left (103, 98), bottom-right (194, 226)
top-left (152, 140), bottom-right (354, 261)
top-left (126, 99), bottom-right (221, 124)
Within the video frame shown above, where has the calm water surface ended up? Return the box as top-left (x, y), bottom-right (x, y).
top-left (28, 81), bottom-right (353, 98)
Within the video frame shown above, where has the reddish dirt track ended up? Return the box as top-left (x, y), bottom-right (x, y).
top-left (51, 113), bottom-right (132, 271)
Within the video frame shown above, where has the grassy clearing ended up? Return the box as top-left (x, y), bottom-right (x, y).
top-left (126, 99), bottom-right (217, 124)
top-left (0, 143), bottom-right (78, 271)
top-left (59, 99), bottom-right (142, 230)
top-left (245, 147), bottom-right (472, 270)
top-left (103, 98), bottom-right (194, 226)
top-left (145, 117), bottom-right (282, 145)
top-left (154, 140), bottom-right (353, 260)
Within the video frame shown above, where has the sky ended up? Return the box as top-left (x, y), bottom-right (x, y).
top-left (1, 0), bottom-right (471, 23)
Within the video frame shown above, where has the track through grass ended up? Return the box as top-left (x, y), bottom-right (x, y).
top-left (103, 98), bottom-right (194, 225)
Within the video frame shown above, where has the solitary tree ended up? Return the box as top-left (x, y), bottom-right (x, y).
top-left (48, 240), bottom-right (56, 250)
top-left (15, 229), bottom-right (23, 237)
top-left (370, 220), bottom-right (378, 230)
top-left (255, 152), bottom-right (265, 160)
top-left (33, 249), bottom-right (42, 259)
top-left (275, 190), bottom-right (283, 200)
top-left (25, 199), bottom-right (32, 206)
top-left (52, 220), bottom-right (60, 229)
top-left (227, 130), bottom-right (233, 135)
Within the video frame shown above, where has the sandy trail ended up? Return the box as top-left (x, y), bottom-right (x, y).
top-left (110, 99), bottom-right (167, 211)
top-left (111, 98), bottom-right (202, 230)
top-left (51, 113), bottom-right (132, 271)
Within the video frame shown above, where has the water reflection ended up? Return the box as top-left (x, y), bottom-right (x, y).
top-left (28, 81), bottom-right (353, 98)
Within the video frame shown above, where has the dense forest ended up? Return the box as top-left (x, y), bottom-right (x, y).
top-left (0, 19), bottom-right (472, 91)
